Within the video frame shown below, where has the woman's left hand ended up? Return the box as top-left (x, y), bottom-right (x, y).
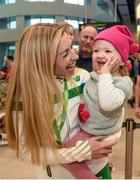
top-left (88, 136), bottom-right (117, 159)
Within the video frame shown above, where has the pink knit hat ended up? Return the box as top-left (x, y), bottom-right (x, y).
top-left (93, 25), bottom-right (139, 70)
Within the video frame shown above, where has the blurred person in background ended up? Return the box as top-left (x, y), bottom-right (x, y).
top-left (0, 55), bottom-right (14, 79)
top-left (76, 24), bottom-right (97, 72)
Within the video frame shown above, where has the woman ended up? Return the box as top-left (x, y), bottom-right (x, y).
top-left (6, 23), bottom-right (116, 178)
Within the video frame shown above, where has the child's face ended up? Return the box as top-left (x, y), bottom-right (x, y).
top-left (92, 40), bottom-right (124, 72)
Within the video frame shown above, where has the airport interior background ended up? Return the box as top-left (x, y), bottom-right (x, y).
top-left (0, 0), bottom-right (139, 65)
top-left (0, 0), bottom-right (140, 179)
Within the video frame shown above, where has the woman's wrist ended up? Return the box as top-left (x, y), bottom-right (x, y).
top-left (75, 140), bottom-right (92, 161)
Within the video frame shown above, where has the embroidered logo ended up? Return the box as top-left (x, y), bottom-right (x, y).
top-left (75, 75), bottom-right (80, 82)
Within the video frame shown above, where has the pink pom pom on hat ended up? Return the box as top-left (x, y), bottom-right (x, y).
top-left (93, 25), bottom-right (139, 70)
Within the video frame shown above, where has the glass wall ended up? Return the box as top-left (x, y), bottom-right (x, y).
top-left (65, 18), bottom-right (84, 29)
top-left (0, 0), bottom-right (16, 4)
top-left (64, 0), bottom-right (91, 6)
top-left (24, 0), bottom-right (55, 2)
top-left (96, 0), bottom-right (114, 21)
top-left (25, 16), bottom-right (55, 26)
top-left (64, 0), bottom-right (84, 6)
top-left (0, 17), bottom-right (16, 29)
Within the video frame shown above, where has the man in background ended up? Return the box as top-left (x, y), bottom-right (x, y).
top-left (0, 55), bottom-right (14, 79)
top-left (76, 24), bottom-right (97, 72)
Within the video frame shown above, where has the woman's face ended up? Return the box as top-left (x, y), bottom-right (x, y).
top-left (93, 40), bottom-right (124, 71)
top-left (55, 33), bottom-right (79, 78)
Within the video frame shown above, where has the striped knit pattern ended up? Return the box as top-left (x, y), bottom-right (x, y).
top-left (59, 140), bottom-right (91, 163)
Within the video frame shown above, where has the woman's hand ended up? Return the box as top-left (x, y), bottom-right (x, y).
top-left (88, 136), bottom-right (117, 159)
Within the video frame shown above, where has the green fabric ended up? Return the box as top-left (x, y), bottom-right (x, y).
top-left (96, 163), bottom-right (112, 179)
top-left (52, 79), bottom-right (68, 144)
top-left (12, 101), bottom-right (23, 111)
top-left (68, 83), bottom-right (85, 99)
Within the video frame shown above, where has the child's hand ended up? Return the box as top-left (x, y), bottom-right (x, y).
top-left (100, 57), bottom-right (120, 74)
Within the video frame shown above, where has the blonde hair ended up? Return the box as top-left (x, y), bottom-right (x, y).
top-left (6, 23), bottom-right (64, 166)
top-left (120, 66), bottom-right (129, 76)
